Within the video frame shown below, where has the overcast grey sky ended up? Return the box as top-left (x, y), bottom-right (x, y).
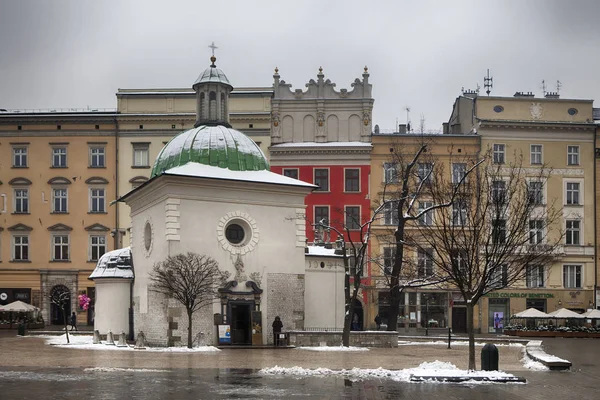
top-left (1, 0), bottom-right (599, 131)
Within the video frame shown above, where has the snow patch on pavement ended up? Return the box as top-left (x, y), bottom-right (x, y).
top-left (398, 340), bottom-right (524, 347)
top-left (259, 360), bottom-right (520, 383)
top-left (40, 334), bottom-right (220, 352)
top-left (85, 367), bottom-right (170, 373)
top-left (297, 346), bottom-right (369, 352)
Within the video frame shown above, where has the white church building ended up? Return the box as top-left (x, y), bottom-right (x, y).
top-left (90, 55), bottom-right (352, 346)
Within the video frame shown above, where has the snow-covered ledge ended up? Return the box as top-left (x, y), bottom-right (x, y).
top-left (287, 330), bottom-right (398, 348)
top-left (526, 340), bottom-right (571, 370)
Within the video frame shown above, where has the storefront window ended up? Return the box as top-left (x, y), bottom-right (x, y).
top-left (488, 298), bottom-right (509, 333)
top-left (420, 293), bottom-right (448, 328)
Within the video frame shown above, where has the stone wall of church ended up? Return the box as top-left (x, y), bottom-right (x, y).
top-left (266, 273), bottom-right (305, 344)
top-left (133, 290), bottom-right (170, 347)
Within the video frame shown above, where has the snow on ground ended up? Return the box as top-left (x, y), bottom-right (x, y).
top-left (84, 367), bottom-right (170, 373)
top-left (521, 354), bottom-right (549, 371)
top-left (259, 360), bottom-right (521, 383)
top-left (298, 346), bottom-right (369, 352)
top-left (41, 334), bottom-right (220, 352)
top-left (398, 340), bottom-right (524, 347)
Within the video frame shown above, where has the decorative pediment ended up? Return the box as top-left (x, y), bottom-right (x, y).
top-left (85, 223), bottom-right (110, 232)
top-left (8, 223), bottom-right (33, 231)
top-left (218, 280), bottom-right (263, 295)
top-left (85, 176), bottom-right (109, 184)
top-left (47, 177), bottom-right (72, 185)
top-left (9, 177), bottom-right (32, 185)
top-left (47, 223), bottom-right (73, 231)
top-left (129, 176), bottom-right (149, 184)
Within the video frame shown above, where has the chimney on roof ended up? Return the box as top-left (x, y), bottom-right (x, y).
top-left (397, 124), bottom-right (407, 134)
top-left (514, 91), bottom-right (535, 98)
top-left (545, 92), bottom-right (560, 99)
top-left (442, 122), bottom-right (449, 134)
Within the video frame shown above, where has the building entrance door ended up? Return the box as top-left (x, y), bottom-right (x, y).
top-left (50, 285), bottom-right (71, 325)
top-left (451, 307), bottom-right (467, 333)
top-left (230, 302), bottom-right (252, 345)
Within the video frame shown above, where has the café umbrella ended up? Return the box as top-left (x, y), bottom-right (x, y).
top-left (0, 300), bottom-right (39, 329)
top-left (512, 308), bottom-right (551, 319)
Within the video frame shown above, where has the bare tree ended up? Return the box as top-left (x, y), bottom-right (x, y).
top-left (48, 288), bottom-right (71, 344)
top-left (377, 139), bottom-right (483, 333)
top-left (149, 252), bottom-right (229, 348)
top-left (414, 151), bottom-right (563, 369)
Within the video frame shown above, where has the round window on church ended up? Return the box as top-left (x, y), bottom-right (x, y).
top-left (225, 223), bottom-right (245, 244)
top-left (144, 222), bottom-right (152, 251)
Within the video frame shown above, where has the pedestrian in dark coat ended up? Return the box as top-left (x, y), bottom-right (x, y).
top-left (375, 314), bottom-right (382, 330)
top-left (272, 316), bottom-right (283, 346)
top-left (70, 312), bottom-right (77, 331)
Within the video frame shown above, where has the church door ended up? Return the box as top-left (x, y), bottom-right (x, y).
top-left (230, 302), bottom-right (252, 345)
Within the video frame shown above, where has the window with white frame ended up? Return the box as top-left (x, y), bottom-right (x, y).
top-left (282, 168), bottom-right (298, 179)
top-left (132, 143), bottom-right (150, 167)
top-left (529, 219), bottom-right (544, 244)
top-left (566, 220), bottom-right (580, 245)
top-left (417, 248), bottom-right (434, 278)
top-left (13, 147), bottom-right (27, 167)
top-left (314, 169), bottom-right (329, 191)
top-left (90, 188), bottom-right (106, 213)
top-left (452, 199), bottom-right (468, 226)
top-left (52, 235), bottom-right (69, 261)
top-left (418, 201), bottom-right (434, 226)
top-left (567, 145), bottom-right (579, 166)
top-left (451, 250), bottom-right (468, 274)
top-left (89, 146), bottom-right (105, 168)
top-left (526, 265), bottom-right (545, 288)
top-left (489, 264), bottom-right (508, 289)
top-left (314, 206), bottom-right (329, 225)
top-left (493, 144), bottom-right (505, 164)
top-left (52, 147), bottom-right (67, 168)
top-left (563, 264), bottom-right (582, 288)
top-left (344, 169), bottom-right (360, 192)
top-left (345, 206), bottom-right (360, 230)
top-left (12, 235), bottom-right (29, 261)
top-left (52, 188), bottom-right (68, 213)
top-left (452, 163), bottom-right (467, 184)
top-left (90, 235), bottom-right (106, 261)
top-left (491, 180), bottom-right (507, 204)
top-left (492, 219), bottom-right (506, 244)
top-left (417, 163), bottom-right (433, 185)
top-left (530, 145), bottom-right (542, 165)
top-left (383, 201), bottom-right (399, 225)
top-left (566, 182), bottom-right (580, 205)
top-left (384, 162), bottom-right (398, 183)
top-left (383, 247), bottom-right (394, 275)
top-left (528, 181), bottom-right (543, 205)
top-left (14, 188), bottom-right (29, 213)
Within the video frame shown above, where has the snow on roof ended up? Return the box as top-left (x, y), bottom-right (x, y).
top-left (305, 246), bottom-right (341, 257)
top-left (89, 247), bottom-right (133, 280)
top-left (163, 162), bottom-right (316, 188)
top-left (271, 141), bottom-right (372, 148)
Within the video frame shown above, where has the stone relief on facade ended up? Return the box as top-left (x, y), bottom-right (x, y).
top-left (271, 111), bottom-right (280, 137)
top-left (249, 271), bottom-right (262, 287)
top-left (233, 254), bottom-right (247, 282)
top-left (530, 102), bottom-right (543, 120)
top-left (316, 111), bottom-right (326, 136)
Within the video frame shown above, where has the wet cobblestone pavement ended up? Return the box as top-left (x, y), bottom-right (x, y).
top-left (0, 332), bottom-right (599, 399)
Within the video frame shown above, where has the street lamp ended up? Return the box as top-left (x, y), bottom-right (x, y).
top-left (423, 294), bottom-right (429, 336)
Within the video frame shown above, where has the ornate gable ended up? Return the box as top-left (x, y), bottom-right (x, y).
top-left (47, 223), bottom-right (73, 231)
top-left (85, 223), bottom-right (110, 232)
top-left (8, 223), bottom-right (33, 231)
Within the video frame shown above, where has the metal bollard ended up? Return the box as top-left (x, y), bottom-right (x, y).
top-left (448, 327), bottom-right (451, 349)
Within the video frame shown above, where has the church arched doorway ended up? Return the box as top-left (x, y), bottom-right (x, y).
top-left (50, 285), bottom-right (71, 325)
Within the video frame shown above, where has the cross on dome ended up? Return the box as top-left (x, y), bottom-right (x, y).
top-left (209, 42), bottom-right (218, 67)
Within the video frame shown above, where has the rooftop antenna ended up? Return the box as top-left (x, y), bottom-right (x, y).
top-left (484, 69), bottom-right (493, 96)
top-left (556, 80), bottom-right (562, 94)
top-left (405, 106), bottom-right (411, 132)
top-left (476, 83), bottom-right (481, 94)
top-left (541, 79), bottom-right (547, 96)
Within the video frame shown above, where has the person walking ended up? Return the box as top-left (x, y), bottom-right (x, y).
top-left (70, 312), bottom-right (77, 331)
top-left (272, 316), bottom-right (283, 346)
top-left (375, 314), bottom-right (382, 330)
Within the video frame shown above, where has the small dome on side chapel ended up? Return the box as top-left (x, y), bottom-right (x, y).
top-left (150, 51), bottom-right (269, 178)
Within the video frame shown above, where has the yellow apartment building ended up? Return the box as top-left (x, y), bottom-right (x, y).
top-left (448, 91), bottom-right (596, 333)
top-left (0, 111), bottom-right (117, 326)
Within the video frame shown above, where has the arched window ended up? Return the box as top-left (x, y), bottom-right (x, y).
top-left (209, 91), bottom-right (217, 120)
top-left (200, 92), bottom-right (206, 119)
top-left (220, 93), bottom-right (226, 120)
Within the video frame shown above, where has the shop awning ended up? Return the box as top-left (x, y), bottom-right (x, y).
top-left (512, 308), bottom-right (551, 318)
top-left (548, 308), bottom-right (585, 319)
top-left (0, 300), bottom-right (38, 312)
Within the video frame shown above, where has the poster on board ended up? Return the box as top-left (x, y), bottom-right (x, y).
top-left (493, 312), bottom-right (504, 329)
top-left (218, 325), bottom-right (231, 344)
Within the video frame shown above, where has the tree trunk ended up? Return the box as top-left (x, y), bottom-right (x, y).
top-left (187, 309), bottom-right (193, 349)
top-left (63, 307), bottom-right (70, 344)
top-left (342, 252), bottom-right (351, 347)
top-left (466, 302), bottom-right (475, 370)
top-left (387, 219), bottom-right (406, 331)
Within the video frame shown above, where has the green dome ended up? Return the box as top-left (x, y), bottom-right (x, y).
top-left (151, 125), bottom-right (269, 177)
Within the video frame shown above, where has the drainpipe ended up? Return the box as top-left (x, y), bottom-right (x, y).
top-left (594, 129), bottom-right (598, 309)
